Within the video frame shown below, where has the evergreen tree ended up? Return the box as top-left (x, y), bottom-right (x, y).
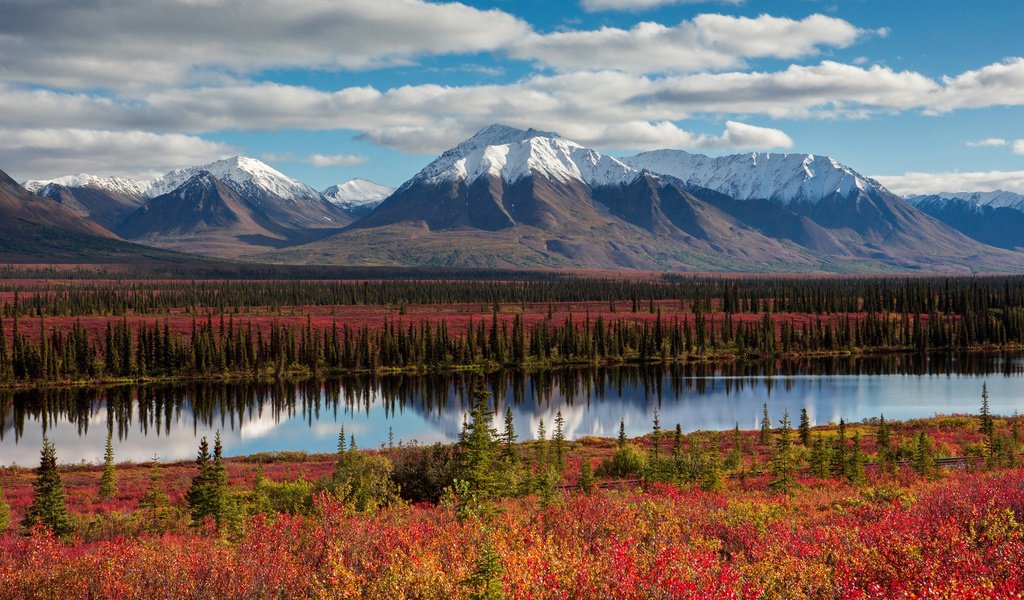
top-left (912, 432), bottom-right (935, 477)
top-left (798, 408), bottom-right (811, 446)
top-left (980, 383), bottom-right (995, 439)
top-left (770, 410), bottom-right (797, 494)
top-left (337, 425), bottom-right (347, 456)
top-left (501, 406), bottom-right (518, 463)
top-left (831, 419), bottom-right (848, 478)
top-left (552, 410), bottom-right (566, 472)
top-left (809, 434), bottom-right (830, 478)
top-left (459, 386), bottom-right (501, 498)
top-left (138, 455), bottom-right (171, 532)
top-left (577, 455), bottom-right (595, 494)
top-left (463, 544), bottom-right (506, 600)
top-left (760, 403), bottom-right (771, 445)
top-left (98, 430), bottom-right (117, 500)
top-left (650, 408), bottom-right (662, 461)
top-left (876, 415), bottom-right (894, 472)
top-left (185, 434), bottom-right (227, 526)
top-left (617, 419), bottom-right (627, 449)
top-left (847, 432), bottom-right (866, 485)
top-left (22, 437), bottom-right (72, 538)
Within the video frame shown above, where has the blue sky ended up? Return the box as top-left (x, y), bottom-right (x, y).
top-left (1, 0), bottom-right (1023, 194)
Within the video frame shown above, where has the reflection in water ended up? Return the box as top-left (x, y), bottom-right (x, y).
top-left (2, 353), bottom-right (1023, 465)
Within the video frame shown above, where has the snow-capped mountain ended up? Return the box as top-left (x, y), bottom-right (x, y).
top-left (907, 192), bottom-right (1024, 250)
top-left (621, 150), bottom-right (884, 205)
top-left (148, 156), bottom-right (323, 204)
top-left (24, 174), bottom-right (151, 199)
top-left (322, 179), bottom-right (394, 207)
top-left (407, 124), bottom-right (639, 190)
top-left (907, 190), bottom-right (1024, 211)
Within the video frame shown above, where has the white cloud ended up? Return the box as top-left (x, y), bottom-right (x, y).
top-left (305, 153), bottom-right (369, 167)
top-left (513, 14), bottom-right (863, 73)
top-left (0, 128), bottom-right (235, 181)
top-left (0, 0), bottom-right (531, 90)
top-left (581, 0), bottom-right (743, 11)
top-left (874, 170), bottom-right (1024, 196)
top-left (1014, 140), bottom-right (1024, 155)
top-left (966, 138), bottom-right (1007, 147)
top-left (925, 58), bottom-right (1024, 114)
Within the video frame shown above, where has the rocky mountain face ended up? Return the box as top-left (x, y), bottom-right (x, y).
top-left (910, 193), bottom-right (1024, 250)
top-left (265, 126), bottom-right (1023, 273)
top-left (10, 127), bottom-right (1024, 272)
top-left (0, 169), bottom-right (187, 263)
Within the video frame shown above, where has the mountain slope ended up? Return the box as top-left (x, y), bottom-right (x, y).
top-left (910, 194), bottom-right (1024, 250)
top-left (148, 156), bottom-right (350, 231)
top-left (623, 149), bottom-right (1022, 271)
top-left (25, 174), bottom-right (147, 230)
top-left (0, 169), bottom-right (197, 264)
top-left (116, 171), bottom-right (294, 258)
top-left (264, 127), bottom-right (847, 271)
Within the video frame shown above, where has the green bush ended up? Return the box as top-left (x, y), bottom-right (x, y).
top-left (597, 443), bottom-right (647, 478)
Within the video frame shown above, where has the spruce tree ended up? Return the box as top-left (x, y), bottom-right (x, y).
top-left (577, 455), bottom-right (595, 494)
top-left (980, 383), bottom-right (995, 439)
top-left (831, 419), bottom-right (848, 478)
top-left (460, 387), bottom-right (500, 498)
top-left (798, 408), bottom-right (811, 446)
top-left (185, 434), bottom-right (227, 526)
top-left (847, 432), bottom-right (865, 485)
top-left (139, 455), bottom-right (171, 532)
top-left (876, 415), bottom-right (893, 472)
top-left (501, 406), bottom-right (518, 463)
top-left (650, 408), bottom-right (662, 461)
top-left (617, 419), bottom-right (627, 449)
top-left (22, 437), bottom-right (72, 538)
top-left (552, 410), bottom-right (566, 472)
top-left (760, 403), bottom-right (771, 445)
top-left (98, 430), bottom-right (117, 500)
top-left (809, 434), bottom-right (830, 478)
top-left (770, 410), bottom-right (796, 494)
top-left (912, 432), bottom-right (935, 476)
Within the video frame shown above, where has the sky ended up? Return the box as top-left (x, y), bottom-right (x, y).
top-left (1, 0), bottom-right (1023, 195)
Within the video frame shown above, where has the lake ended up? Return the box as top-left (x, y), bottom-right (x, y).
top-left (2, 353), bottom-right (1023, 466)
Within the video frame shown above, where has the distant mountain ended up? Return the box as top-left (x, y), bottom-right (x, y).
top-left (92, 157), bottom-right (355, 258)
top-left (0, 169), bottom-right (192, 264)
top-left (264, 126), bottom-right (836, 270)
top-left (24, 174), bottom-right (147, 230)
top-left (147, 156), bottom-right (348, 231)
top-left (116, 171), bottom-right (293, 258)
top-left (262, 125), bottom-right (1024, 273)
top-left (322, 179), bottom-right (394, 218)
top-left (909, 192), bottom-right (1024, 250)
top-left (622, 149), bottom-right (1017, 271)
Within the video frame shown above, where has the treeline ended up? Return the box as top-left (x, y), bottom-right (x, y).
top-left (6, 354), bottom-right (1018, 445)
top-left (4, 275), bottom-right (1024, 318)
top-left (3, 305), bottom-right (1024, 384)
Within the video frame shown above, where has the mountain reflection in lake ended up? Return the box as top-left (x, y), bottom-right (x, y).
top-left (2, 353), bottom-right (1023, 465)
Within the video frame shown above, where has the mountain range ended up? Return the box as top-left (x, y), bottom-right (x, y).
top-left (9, 124), bottom-right (1024, 273)
top-left (908, 191), bottom-right (1024, 251)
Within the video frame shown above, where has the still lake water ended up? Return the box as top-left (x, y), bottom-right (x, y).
top-left (2, 353), bottom-right (1023, 466)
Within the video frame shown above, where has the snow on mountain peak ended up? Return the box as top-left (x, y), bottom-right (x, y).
top-left (411, 125), bottom-right (637, 188)
top-left (908, 190), bottom-right (1024, 211)
top-left (622, 150), bottom-right (882, 205)
top-left (322, 179), bottom-right (394, 208)
top-left (23, 173), bottom-right (151, 198)
top-left (147, 156), bottom-right (322, 203)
